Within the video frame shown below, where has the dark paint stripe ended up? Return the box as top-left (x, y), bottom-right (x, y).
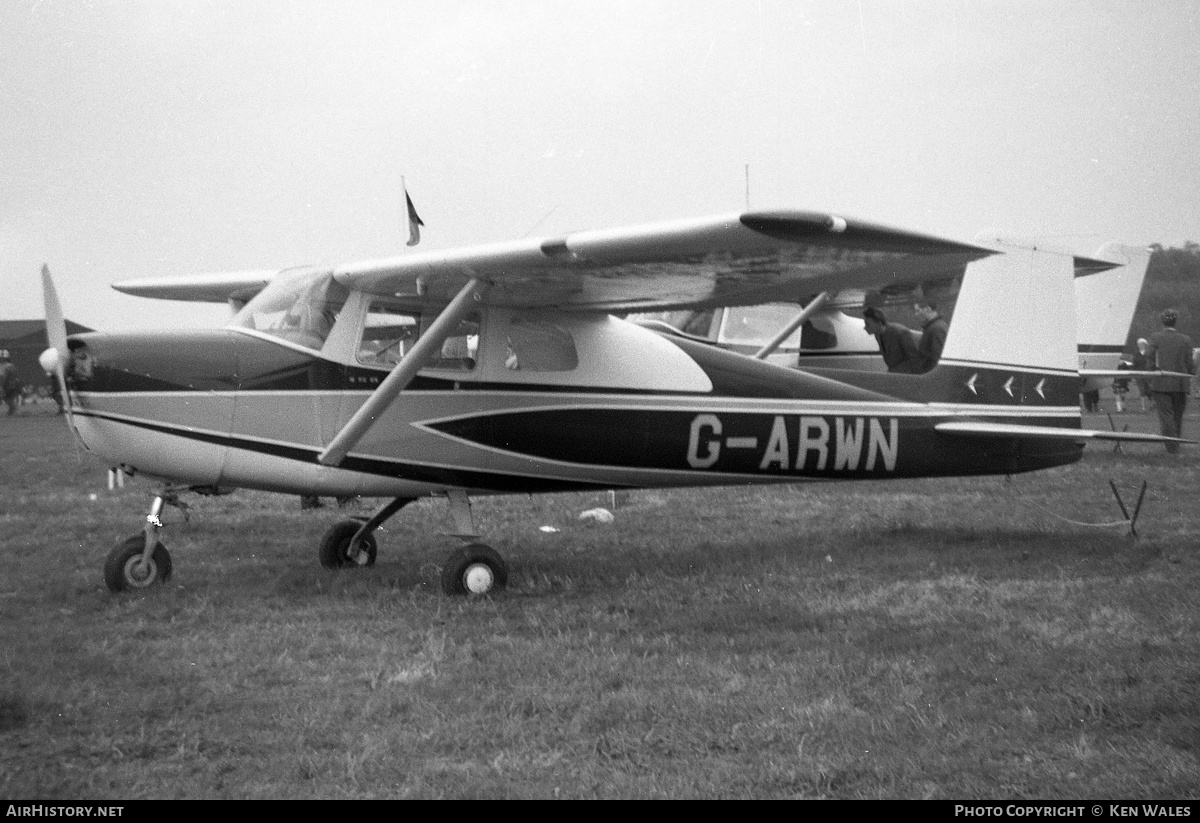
top-left (70, 409), bottom-right (615, 494)
top-left (428, 408), bottom-right (1081, 478)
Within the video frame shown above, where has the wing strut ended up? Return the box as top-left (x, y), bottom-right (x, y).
top-left (318, 277), bottom-right (486, 467)
top-left (753, 292), bottom-right (832, 360)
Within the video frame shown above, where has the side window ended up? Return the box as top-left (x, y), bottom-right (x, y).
top-left (425, 313), bottom-right (480, 371)
top-left (719, 305), bottom-right (795, 347)
top-left (799, 320), bottom-right (837, 350)
top-left (357, 304), bottom-right (419, 366)
top-left (503, 316), bottom-right (578, 372)
top-left (356, 305), bottom-right (480, 371)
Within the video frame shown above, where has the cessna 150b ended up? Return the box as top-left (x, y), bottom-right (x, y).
top-left (40, 209), bottom-right (1186, 597)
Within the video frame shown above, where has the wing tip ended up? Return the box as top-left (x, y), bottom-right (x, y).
top-left (740, 210), bottom-right (995, 257)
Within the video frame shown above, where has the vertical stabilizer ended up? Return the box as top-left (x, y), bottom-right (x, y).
top-left (940, 244), bottom-right (1078, 374)
top-left (1074, 242), bottom-right (1151, 369)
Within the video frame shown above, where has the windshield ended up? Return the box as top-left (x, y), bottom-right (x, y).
top-left (230, 268), bottom-right (348, 351)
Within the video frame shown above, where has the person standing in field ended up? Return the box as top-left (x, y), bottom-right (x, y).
top-left (1147, 309), bottom-right (1194, 453)
top-left (0, 351), bottom-right (21, 416)
top-left (1132, 338), bottom-right (1151, 412)
top-left (1193, 346), bottom-right (1200, 398)
top-left (1112, 360), bottom-right (1132, 413)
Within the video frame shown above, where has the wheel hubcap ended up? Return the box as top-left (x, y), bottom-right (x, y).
top-left (463, 563), bottom-right (494, 594)
top-left (346, 540), bottom-right (368, 566)
top-left (123, 556), bottom-right (156, 588)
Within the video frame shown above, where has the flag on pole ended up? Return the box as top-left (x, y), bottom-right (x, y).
top-left (403, 180), bottom-right (424, 247)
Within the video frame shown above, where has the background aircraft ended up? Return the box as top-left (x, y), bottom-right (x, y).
top-left (42, 210), bottom-right (1182, 598)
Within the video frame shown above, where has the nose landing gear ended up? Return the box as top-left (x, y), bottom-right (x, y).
top-left (103, 490), bottom-right (188, 592)
top-left (104, 535), bottom-right (172, 591)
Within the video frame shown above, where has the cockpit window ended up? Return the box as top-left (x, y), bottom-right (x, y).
top-left (357, 303), bottom-right (419, 366)
top-left (230, 268), bottom-right (348, 351)
top-left (355, 301), bottom-right (479, 371)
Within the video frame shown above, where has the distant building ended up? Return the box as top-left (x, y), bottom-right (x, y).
top-left (0, 319), bottom-right (93, 389)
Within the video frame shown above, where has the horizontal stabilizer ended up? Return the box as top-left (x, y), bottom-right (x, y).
top-left (1071, 255), bottom-right (1121, 276)
top-left (935, 421), bottom-right (1194, 445)
top-left (1079, 369), bottom-right (1194, 379)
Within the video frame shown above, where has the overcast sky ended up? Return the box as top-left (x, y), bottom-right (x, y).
top-left (3, 0), bottom-right (1199, 332)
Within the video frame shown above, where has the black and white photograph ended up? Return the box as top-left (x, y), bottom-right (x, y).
top-left (2, 0), bottom-right (1198, 801)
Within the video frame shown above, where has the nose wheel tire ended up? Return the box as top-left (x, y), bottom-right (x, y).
top-left (104, 535), bottom-right (173, 592)
top-left (441, 543), bottom-right (508, 596)
top-left (318, 520), bottom-right (378, 569)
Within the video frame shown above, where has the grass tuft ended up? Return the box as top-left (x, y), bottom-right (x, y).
top-left (0, 692), bottom-right (29, 732)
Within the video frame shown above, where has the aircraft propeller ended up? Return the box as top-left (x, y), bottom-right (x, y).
top-left (40, 264), bottom-right (74, 422)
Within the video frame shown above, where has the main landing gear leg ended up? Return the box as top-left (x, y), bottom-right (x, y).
top-left (318, 496), bottom-right (415, 569)
top-left (103, 489), bottom-right (188, 592)
top-left (439, 489), bottom-right (509, 597)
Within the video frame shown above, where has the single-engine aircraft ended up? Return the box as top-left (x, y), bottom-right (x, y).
top-left (40, 209), bottom-right (1188, 597)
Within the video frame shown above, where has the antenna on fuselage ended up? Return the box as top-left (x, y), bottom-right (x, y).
top-left (745, 164), bottom-right (750, 209)
top-left (523, 205), bottom-right (558, 238)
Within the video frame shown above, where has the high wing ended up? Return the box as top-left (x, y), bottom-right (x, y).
top-left (332, 211), bottom-right (996, 311)
top-left (112, 269), bottom-right (277, 305)
top-left (108, 211), bottom-right (995, 312)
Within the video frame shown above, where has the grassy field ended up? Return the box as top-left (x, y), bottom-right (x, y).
top-left (1, 406), bottom-right (1198, 799)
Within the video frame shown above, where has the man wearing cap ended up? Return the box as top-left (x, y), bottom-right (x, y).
top-left (1147, 309), bottom-right (1194, 452)
top-left (863, 307), bottom-right (922, 374)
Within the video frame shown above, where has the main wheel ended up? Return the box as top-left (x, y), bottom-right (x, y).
top-left (318, 520), bottom-right (378, 569)
top-left (441, 543), bottom-right (508, 596)
top-left (104, 535), bottom-right (173, 592)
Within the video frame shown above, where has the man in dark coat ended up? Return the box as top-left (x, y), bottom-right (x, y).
top-left (1147, 309), bottom-right (1194, 453)
top-left (0, 351), bottom-right (21, 416)
top-left (914, 300), bottom-right (949, 373)
top-left (863, 307), bottom-right (921, 373)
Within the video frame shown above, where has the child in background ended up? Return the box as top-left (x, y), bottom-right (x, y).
top-left (1113, 360), bottom-right (1132, 413)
